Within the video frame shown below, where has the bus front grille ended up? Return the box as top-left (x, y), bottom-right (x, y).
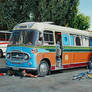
top-left (6, 51), bottom-right (29, 63)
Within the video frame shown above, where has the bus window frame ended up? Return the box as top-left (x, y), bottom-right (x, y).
top-left (43, 30), bottom-right (55, 45)
top-left (74, 35), bottom-right (82, 46)
top-left (82, 36), bottom-right (89, 47)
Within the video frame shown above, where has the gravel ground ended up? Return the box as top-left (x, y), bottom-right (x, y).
top-left (0, 58), bottom-right (92, 92)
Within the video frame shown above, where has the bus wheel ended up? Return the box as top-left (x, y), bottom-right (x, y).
top-left (0, 49), bottom-right (3, 58)
top-left (38, 60), bottom-right (49, 77)
top-left (88, 57), bottom-right (92, 69)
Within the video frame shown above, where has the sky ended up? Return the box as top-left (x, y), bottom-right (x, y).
top-left (79, 0), bottom-right (92, 30)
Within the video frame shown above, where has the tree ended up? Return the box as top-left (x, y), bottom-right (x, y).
top-left (30, 0), bottom-right (72, 25)
top-left (0, 0), bottom-right (32, 30)
top-left (64, 0), bottom-right (79, 27)
top-left (0, 0), bottom-right (90, 30)
top-left (0, 0), bottom-right (7, 30)
top-left (74, 14), bottom-right (90, 30)
top-left (30, 0), bottom-right (90, 30)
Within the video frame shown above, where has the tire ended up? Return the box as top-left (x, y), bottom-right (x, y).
top-left (38, 60), bottom-right (49, 77)
top-left (88, 57), bottom-right (92, 69)
top-left (0, 49), bottom-right (3, 58)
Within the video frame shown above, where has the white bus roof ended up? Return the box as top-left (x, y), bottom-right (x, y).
top-left (13, 22), bottom-right (92, 37)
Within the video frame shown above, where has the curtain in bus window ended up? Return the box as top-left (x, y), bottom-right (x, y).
top-left (83, 36), bottom-right (89, 47)
top-left (62, 34), bottom-right (69, 46)
top-left (85, 37), bottom-right (89, 47)
top-left (70, 35), bottom-right (74, 46)
top-left (83, 36), bottom-right (86, 46)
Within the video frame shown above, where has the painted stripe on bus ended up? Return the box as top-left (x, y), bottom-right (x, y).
top-left (7, 45), bottom-right (92, 52)
top-left (0, 42), bottom-right (9, 44)
top-left (63, 47), bottom-right (92, 52)
top-left (63, 62), bottom-right (88, 69)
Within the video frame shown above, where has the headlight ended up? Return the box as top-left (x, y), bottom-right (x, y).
top-left (6, 53), bottom-right (10, 59)
top-left (24, 54), bottom-right (29, 60)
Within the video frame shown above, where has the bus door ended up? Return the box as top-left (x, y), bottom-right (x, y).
top-left (55, 32), bottom-right (62, 68)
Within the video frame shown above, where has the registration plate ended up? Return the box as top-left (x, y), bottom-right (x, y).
top-left (13, 67), bottom-right (19, 70)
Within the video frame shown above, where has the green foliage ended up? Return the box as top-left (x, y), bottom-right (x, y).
top-left (74, 14), bottom-right (90, 30)
top-left (30, 0), bottom-right (90, 30)
top-left (0, 0), bottom-right (32, 30)
top-left (0, 0), bottom-right (90, 30)
top-left (30, 0), bottom-right (78, 24)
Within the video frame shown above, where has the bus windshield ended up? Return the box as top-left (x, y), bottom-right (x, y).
top-left (10, 29), bottom-right (39, 46)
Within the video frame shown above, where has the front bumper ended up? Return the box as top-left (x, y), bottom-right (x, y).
top-left (7, 66), bottom-right (37, 71)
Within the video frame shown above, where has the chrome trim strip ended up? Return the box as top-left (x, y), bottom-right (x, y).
top-left (63, 61), bottom-right (88, 65)
top-left (7, 66), bottom-right (37, 70)
top-left (6, 51), bottom-right (30, 62)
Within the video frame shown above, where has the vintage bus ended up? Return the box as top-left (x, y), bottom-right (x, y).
top-left (6, 22), bottom-right (92, 76)
top-left (0, 31), bottom-right (11, 58)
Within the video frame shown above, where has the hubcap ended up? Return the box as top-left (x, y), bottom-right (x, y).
top-left (40, 63), bottom-right (48, 75)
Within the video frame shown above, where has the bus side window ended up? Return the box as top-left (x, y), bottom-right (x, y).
top-left (0, 33), bottom-right (5, 41)
top-left (85, 37), bottom-right (89, 47)
top-left (6, 33), bottom-right (11, 41)
top-left (83, 36), bottom-right (89, 47)
top-left (43, 30), bottom-right (54, 45)
top-left (75, 36), bottom-right (81, 46)
top-left (62, 34), bottom-right (69, 46)
top-left (89, 38), bottom-right (92, 47)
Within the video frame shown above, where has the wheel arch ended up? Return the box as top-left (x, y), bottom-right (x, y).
top-left (39, 58), bottom-right (52, 74)
top-left (37, 58), bottom-right (52, 76)
top-left (40, 58), bottom-right (51, 69)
